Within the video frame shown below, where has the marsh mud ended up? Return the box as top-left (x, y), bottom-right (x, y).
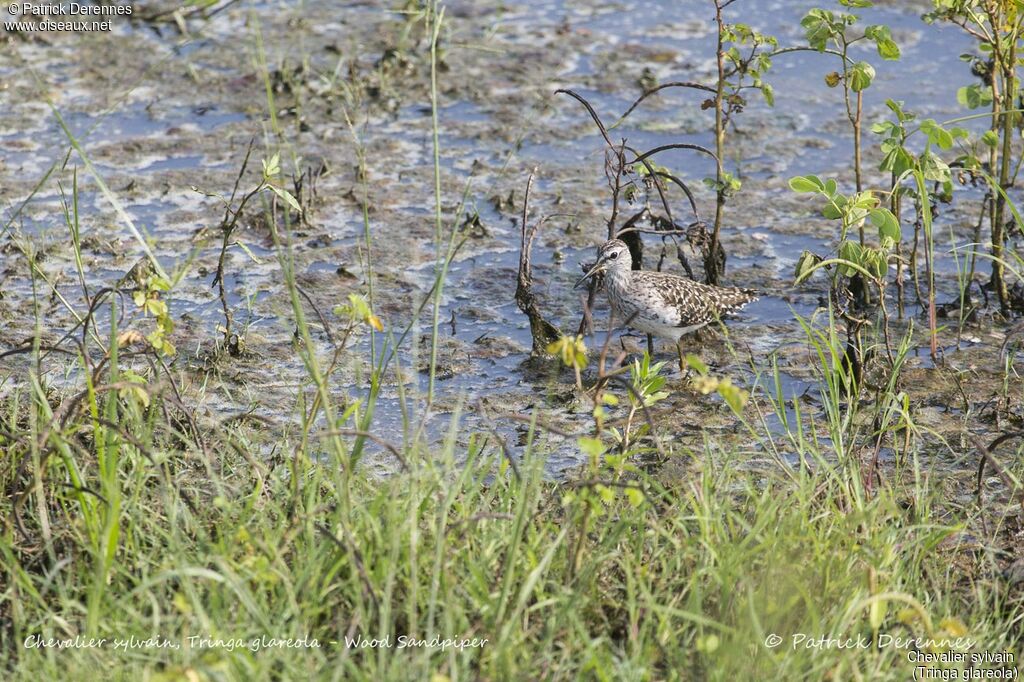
top-left (1, 0), bottom-right (1022, 511)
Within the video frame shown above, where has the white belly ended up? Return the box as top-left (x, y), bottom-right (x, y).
top-left (629, 319), bottom-right (707, 341)
top-left (612, 302), bottom-right (707, 341)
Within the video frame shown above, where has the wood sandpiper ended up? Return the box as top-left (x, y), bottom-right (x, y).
top-left (574, 239), bottom-right (758, 372)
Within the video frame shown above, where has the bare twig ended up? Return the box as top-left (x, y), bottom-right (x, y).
top-left (295, 283), bottom-right (335, 346)
top-left (212, 138), bottom-right (258, 353)
top-left (614, 81), bottom-right (716, 124)
top-left (515, 169), bottom-right (561, 354)
top-left (628, 143), bottom-right (719, 168)
top-left (555, 88), bottom-right (616, 151)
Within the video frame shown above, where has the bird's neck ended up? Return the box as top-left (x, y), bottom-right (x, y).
top-left (604, 263), bottom-right (632, 292)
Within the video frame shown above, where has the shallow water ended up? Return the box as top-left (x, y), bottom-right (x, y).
top-left (1, 0), bottom-right (1019, 475)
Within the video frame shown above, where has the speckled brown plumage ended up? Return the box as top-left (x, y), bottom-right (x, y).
top-left (576, 239), bottom-right (757, 369)
top-left (609, 268), bottom-right (757, 335)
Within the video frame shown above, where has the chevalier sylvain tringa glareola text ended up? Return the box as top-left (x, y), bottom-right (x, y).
top-left (574, 239), bottom-right (757, 372)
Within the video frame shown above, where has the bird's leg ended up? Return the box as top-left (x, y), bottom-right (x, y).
top-left (647, 333), bottom-right (654, 357)
top-left (676, 339), bottom-right (686, 376)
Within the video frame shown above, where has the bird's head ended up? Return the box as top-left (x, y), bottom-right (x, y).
top-left (573, 239), bottom-right (631, 289)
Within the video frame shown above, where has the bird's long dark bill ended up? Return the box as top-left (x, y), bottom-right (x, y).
top-left (573, 262), bottom-right (603, 290)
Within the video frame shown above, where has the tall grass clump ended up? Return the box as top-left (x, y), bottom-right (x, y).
top-left (3, 317), bottom-right (1020, 679)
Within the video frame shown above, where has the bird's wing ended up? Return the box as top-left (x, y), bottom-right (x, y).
top-left (640, 272), bottom-right (756, 326)
top-left (633, 272), bottom-right (715, 327)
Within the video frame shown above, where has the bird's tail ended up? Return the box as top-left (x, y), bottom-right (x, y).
top-left (717, 287), bottom-right (758, 314)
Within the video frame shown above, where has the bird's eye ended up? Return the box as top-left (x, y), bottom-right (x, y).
top-left (608, 251), bottom-right (618, 260)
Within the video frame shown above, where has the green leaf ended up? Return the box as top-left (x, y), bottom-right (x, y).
top-left (864, 248), bottom-right (888, 279)
top-left (838, 240), bottom-right (863, 276)
top-left (270, 186), bottom-right (302, 214)
top-left (869, 207), bottom-right (901, 242)
top-left (788, 175), bottom-right (824, 193)
top-left (847, 205), bottom-right (870, 229)
top-left (822, 193), bottom-right (847, 220)
top-left (956, 86), bottom-right (973, 108)
top-left (852, 191), bottom-right (876, 209)
top-left (336, 293), bottom-right (384, 331)
top-left (920, 119), bottom-right (953, 150)
top-left (637, 161), bottom-right (671, 179)
top-left (262, 153), bottom-right (281, 179)
top-left (118, 380), bottom-right (151, 409)
top-left (880, 146), bottom-right (914, 175)
top-left (957, 84), bottom-right (991, 110)
top-left (716, 379), bottom-right (749, 414)
top-left (794, 250), bottom-right (823, 282)
top-left (723, 171), bottom-right (742, 195)
top-left (876, 38), bottom-right (900, 60)
top-left (849, 62), bottom-right (875, 92)
top-left (801, 9), bottom-right (838, 51)
top-left (884, 98), bottom-right (914, 122)
top-left (697, 634), bottom-right (721, 654)
top-left (234, 240), bottom-right (264, 265)
top-left (865, 25), bottom-right (900, 60)
top-left (920, 150), bottom-right (952, 184)
top-left (143, 298), bottom-right (168, 318)
top-left (595, 484), bottom-right (615, 504)
top-left (982, 130), bottom-right (999, 147)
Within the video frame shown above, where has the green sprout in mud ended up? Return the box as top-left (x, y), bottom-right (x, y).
top-left (628, 353), bottom-right (670, 409)
top-left (872, 100), bottom-right (966, 324)
top-left (204, 148), bottom-right (302, 354)
top-left (790, 172), bottom-right (904, 373)
top-left (609, 353), bottom-right (670, 452)
top-left (793, 105), bottom-right (989, 364)
top-left (129, 272), bottom-right (175, 357)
